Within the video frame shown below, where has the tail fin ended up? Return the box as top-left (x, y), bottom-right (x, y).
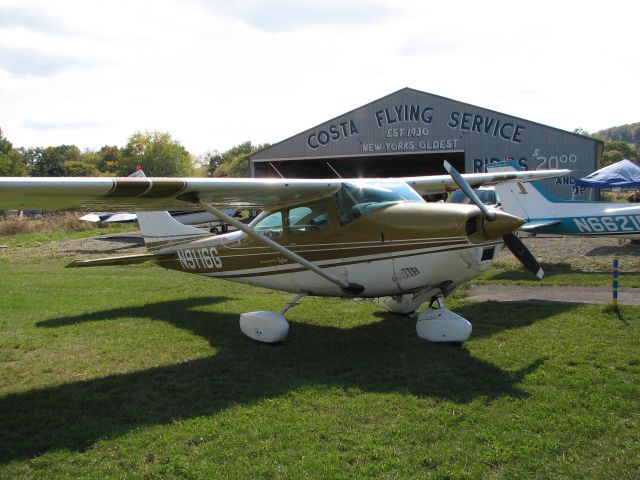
top-left (487, 162), bottom-right (562, 220)
top-left (131, 165), bottom-right (212, 249)
top-left (136, 212), bottom-right (210, 251)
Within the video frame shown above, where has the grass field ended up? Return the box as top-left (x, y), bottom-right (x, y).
top-left (475, 261), bottom-right (640, 288)
top-left (1, 239), bottom-right (639, 478)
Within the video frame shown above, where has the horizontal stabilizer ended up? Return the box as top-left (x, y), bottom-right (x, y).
top-left (66, 253), bottom-right (165, 268)
top-left (102, 213), bottom-right (138, 223)
top-left (520, 219), bottom-right (562, 232)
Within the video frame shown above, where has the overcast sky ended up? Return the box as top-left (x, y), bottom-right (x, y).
top-left (0, 0), bottom-right (638, 156)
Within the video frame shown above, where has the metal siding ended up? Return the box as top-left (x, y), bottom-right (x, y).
top-left (250, 88), bottom-right (599, 199)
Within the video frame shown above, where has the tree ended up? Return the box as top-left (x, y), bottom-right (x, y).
top-left (223, 152), bottom-right (251, 177)
top-left (212, 141), bottom-right (271, 177)
top-left (201, 150), bottom-right (222, 177)
top-left (606, 140), bottom-right (637, 160)
top-left (64, 151), bottom-right (101, 176)
top-left (16, 147), bottom-right (39, 174)
top-left (0, 128), bottom-right (27, 176)
top-left (599, 139), bottom-right (638, 168)
top-left (118, 131), bottom-right (193, 176)
top-left (601, 149), bottom-right (625, 168)
top-left (30, 145), bottom-right (81, 177)
top-left (97, 145), bottom-right (121, 175)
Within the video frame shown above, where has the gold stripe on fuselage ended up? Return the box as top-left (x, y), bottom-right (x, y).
top-left (158, 238), bottom-right (498, 279)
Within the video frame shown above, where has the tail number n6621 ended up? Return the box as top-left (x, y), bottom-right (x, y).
top-left (177, 247), bottom-right (223, 270)
top-left (574, 215), bottom-right (640, 233)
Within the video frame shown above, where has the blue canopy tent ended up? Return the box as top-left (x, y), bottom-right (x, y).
top-left (576, 159), bottom-right (640, 198)
top-left (576, 159), bottom-right (640, 189)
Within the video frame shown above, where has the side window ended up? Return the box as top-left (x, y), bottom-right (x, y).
top-left (253, 211), bottom-right (283, 238)
top-left (288, 201), bottom-right (329, 235)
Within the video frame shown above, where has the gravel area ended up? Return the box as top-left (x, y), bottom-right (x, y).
top-left (467, 284), bottom-right (640, 306)
top-left (496, 234), bottom-right (640, 272)
top-left (474, 234), bottom-right (640, 305)
top-left (57, 232), bottom-right (146, 257)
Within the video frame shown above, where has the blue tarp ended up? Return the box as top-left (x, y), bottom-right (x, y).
top-left (575, 159), bottom-right (640, 188)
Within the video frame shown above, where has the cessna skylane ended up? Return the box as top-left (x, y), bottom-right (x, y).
top-left (488, 162), bottom-right (640, 240)
top-left (0, 162), bottom-right (566, 344)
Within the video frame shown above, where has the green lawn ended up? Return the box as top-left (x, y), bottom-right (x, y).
top-left (1, 258), bottom-right (639, 478)
top-left (0, 223), bottom-right (134, 253)
top-left (475, 261), bottom-right (640, 288)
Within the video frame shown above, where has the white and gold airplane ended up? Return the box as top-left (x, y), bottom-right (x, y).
top-left (0, 162), bottom-right (567, 344)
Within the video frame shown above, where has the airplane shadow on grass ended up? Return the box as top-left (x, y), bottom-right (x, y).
top-left (0, 296), bottom-right (573, 463)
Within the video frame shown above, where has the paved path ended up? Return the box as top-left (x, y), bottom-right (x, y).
top-left (467, 285), bottom-right (640, 306)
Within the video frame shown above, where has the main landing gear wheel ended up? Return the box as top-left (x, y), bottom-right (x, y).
top-left (240, 311), bottom-right (289, 343)
top-left (239, 292), bottom-right (307, 343)
top-left (415, 296), bottom-right (472, 343)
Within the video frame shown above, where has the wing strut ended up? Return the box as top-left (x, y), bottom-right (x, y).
top-left (186, 195), bottom-right (365, 296)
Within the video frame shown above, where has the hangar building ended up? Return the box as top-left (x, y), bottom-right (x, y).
top-left (249, 88), bottom-right (602, 200)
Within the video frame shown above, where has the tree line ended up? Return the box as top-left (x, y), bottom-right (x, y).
top-left (594, 122), bottom-right (640, 144)
top-left (0, 128), bottom-right (269, 178)
top-left (585, 122), bottom-right (640, 168)
top-left (1, 123), bottom-right (637, 178)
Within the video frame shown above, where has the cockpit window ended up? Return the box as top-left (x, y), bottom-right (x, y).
top-left (288, 201), bottom-right (329, 235)
top-left (253, 211), bottom-right (283, 238)
top-left (334, 181), bottom-right (424, 225)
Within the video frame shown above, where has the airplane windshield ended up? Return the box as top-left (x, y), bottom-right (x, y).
top-left (334, 181), bottom-right (424, 224)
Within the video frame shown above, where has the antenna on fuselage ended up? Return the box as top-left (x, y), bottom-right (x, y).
top-left (326, 162), bottom-right (343, 179)
top-left (269, 162), bottom-right (285, 179)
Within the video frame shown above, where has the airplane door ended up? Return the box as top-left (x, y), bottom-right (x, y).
top-left (285, 200), bottom-right (348, 294)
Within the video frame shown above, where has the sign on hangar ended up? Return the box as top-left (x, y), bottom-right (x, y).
top-left (249, 87), bottom-right (603, 199)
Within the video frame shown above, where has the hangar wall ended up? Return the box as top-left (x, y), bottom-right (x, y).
top-left (249, 88), bottom-right (602, 200)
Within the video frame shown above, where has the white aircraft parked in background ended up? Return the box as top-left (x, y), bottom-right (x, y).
top-left (0, 162), bottom-right (565, 344)
top-left (79, 168), bottom-right (240, 232)
top-left (488, 162), bottom-right (640, 240)
top-left (79, 210), bottom-right (239, 234)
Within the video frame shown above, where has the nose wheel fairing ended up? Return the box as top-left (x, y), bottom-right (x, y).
top-left (415, 305), bottom-right (472, 343)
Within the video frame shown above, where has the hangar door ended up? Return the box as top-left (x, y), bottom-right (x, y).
top-left (252, 152), bottom-right (465, 179)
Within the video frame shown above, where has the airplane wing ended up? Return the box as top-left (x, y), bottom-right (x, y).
top-left (0, 169), bottom-right (569, 212)
top-left (0, 177), bottom-right (342, 211)
top-left (398, 169), bottom-right (571, 196)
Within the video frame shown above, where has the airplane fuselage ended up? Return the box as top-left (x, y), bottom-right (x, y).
top-left (488, 162), bottom-right (640, 240)
top-left (528, 206), bottom-right (640, 239)
top-left (155, 201), bottom-right (513, 298)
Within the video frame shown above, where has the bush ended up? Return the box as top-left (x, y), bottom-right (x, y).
top-left (0, 213), bottom-right (97, 236)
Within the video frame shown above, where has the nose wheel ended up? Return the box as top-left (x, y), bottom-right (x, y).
top-left (415, 296), bottom-right (472, 343)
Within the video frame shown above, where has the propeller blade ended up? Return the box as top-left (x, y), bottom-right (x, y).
top-left (443, 160), bottom-right (497, 221)
top-left (503, 232), bottom-right (544, 279)
top-left (442, 160), bottom-right (541, 278)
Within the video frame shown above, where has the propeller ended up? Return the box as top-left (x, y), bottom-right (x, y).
top-left (503, 232), bottom-right (544, 279)
top-left (443, 160), bottom-right (544, 279)
top-left (444, 161), bottom-right (496, 222)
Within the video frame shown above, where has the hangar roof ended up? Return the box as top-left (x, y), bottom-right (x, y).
top-left (250, 87), bottom-right (601, 163)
